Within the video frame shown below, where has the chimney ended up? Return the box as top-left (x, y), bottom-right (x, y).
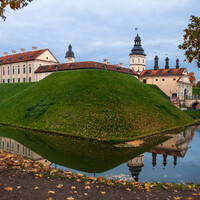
top-left (119, 63), bottom-right (123, 68)
top-left (165, 57), bottom-right (169, 69)
top-left (154, 56), bottom-right (159, 70)
top-left (103, 59), bottom-right (108, 64)
top-left (4, 52), bottom-right (8, 57)
top-left (32, 46), bottom-right (37, 51)
top-left (12, 50), bottom-right (16, 55)
top-left (21, 48), bottom-right (25, 53)
top-left (176, 59), bottom-right (179, 69)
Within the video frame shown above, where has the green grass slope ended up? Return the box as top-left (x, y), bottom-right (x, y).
top-left (0, 70), bottom-right (194, 141)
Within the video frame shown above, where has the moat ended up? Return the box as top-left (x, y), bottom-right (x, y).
top-left (0, 124), bottom-right (200, 183)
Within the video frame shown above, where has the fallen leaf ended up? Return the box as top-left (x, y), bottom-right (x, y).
top-left (162, 185), bottom-right (169, 190)
top-left (173, 197), bottom-right (182, 200)
top-left (56, 184), bottom-right (63, 189)
top-left (17, 186), bottom-right (21, 189)
top-left (85, 186), bottom-right (91, 190)
top-left (34, 187), bottom-right (39, 190)
top-left (187, 197), bottom-right (194, 200)
top-left (126, 188), bottom-right (131, 192)
top-left (101, 191), bottom-right (106, 194)
top-left (71, 186), bottom-right (76, 190)
top-left (66, 198), bottom-right (75, 200)
top-left (48, 191), bottom-right (55, 195)
top-left (84, 193), bottom-right (88, 196)
top-left (4, 187), bottom-right (13, 192)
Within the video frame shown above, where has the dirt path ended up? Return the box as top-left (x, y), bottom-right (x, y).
top-left (0, 150), bottom-right (200, 200)
top-left (0, 167), bottom-right (199, 200)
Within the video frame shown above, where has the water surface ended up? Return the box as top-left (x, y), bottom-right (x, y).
top-left (0, 125), bottom-right (199, 183)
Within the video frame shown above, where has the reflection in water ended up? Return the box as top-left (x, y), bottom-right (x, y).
top-left (127, 127), bottom-right (194, 181)
top-left (0, 125), bottom-right (199, 183)
top-left (0, 137), bottom-right (51, 166)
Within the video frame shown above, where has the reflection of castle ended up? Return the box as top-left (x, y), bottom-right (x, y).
top-left (127, 128), bottom-right (193, 181)
top-left (0, 136), bottom-right (51, 165)
top-left (127, 154), bottom-right (144, 181)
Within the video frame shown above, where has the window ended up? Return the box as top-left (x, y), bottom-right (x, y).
top-left (17, 144), bottom-right (19, 153)
top-left (29, 64), bottom-right (31, 73)
top-left (173, 78), bottom-right (176, 81)
top-left (8, 79), bottom-right (10, 83)
top-left (23, 65), bottom-right (25, 74)
top-left (3, 79), bottom-right (5, 83)
top-left (29, 77), bottom-right (31, 82)
top-left (143, 59), bottom-right (144, 63)
top-left (18, 78), bottom-right (20, 83)
top-left (11, 143), bottom-right (14, 152)
top-left (13, 66), bottom-right (15, 74)
top-left (46, 57), bottom-right (48, 60)
top-left (155, 79), bottom-right (158, 81)
top-left (138, 58), bottom-right (140, 63)
top-left (132, 59), bottom-right (134, 63)
top-left (3, 67), bottom-right (5, 75)
top-left (13, 78), bottom-right (15, 83)
top-left (7, 142), bottom-right (9, 151)
top-left (8, 67), bottom-right (10, 75)
top-left (18, 65), bottom-right (20, 74)
top-left (23, 78), bottom-right (26, 82)
top-left (162, 79), bottom-right (165, 81)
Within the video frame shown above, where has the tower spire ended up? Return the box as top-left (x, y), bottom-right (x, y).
top-left (65, 44), bottom-right (75, 63)
top-left (129, 32), bottom-right (146, 74)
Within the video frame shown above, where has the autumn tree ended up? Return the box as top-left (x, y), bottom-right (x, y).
top-left (197, 81), bottom-right (200, 88)
top-left (0, 0), bottom-right (33, 20)
top-left (178, 15), bottom-right (200, 68)
top-left (188, 72), bottom-right (196, 86)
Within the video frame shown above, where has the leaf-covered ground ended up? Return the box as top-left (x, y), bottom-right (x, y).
top-left (0, 150), bottom-right (200, 200)
top-left (0, 70), bottom-right (194, 141)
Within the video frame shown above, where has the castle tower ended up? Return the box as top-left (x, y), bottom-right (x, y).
top-left (65, 44), bottom-right (75, 63)
top-left (129, 34), bottom-right (146, 74)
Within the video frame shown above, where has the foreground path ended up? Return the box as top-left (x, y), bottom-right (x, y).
top-left (0, 151), bottom-right (200, 200)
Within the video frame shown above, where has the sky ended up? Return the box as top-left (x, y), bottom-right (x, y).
top-left (0, 0), bottom-right (199, 81)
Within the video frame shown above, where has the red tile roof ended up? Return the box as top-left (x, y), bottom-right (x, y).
top-left (0, 49), bottom-right (59, 65)
top-left (140, 68), bottom-right (186, 77)
top-left (35, 61), bottom-right (139, 76)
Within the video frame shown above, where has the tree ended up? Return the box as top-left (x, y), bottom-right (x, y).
top-left (197, 81), bottom-right (200, 88)
top-left (0, 0), bottom-right (33, 20)
top-left (178, 15), bottom-right (200, 68)
top-left (188, 72), bottom-right (196, 85)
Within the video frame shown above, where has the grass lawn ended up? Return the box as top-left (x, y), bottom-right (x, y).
top-left (0, 70), bottom-right (194, 142)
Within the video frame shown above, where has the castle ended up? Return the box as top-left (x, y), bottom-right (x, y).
top-left (0, 34), bottom-right (195, 108)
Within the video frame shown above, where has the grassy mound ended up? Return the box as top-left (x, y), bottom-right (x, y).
top-left (0, 70), bottom-right (194, 141)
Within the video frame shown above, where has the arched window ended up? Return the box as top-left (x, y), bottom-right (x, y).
top-left (3, 67), bottom-right (5, 75)
top-left (8, 67), bottom-right (10, 75)
top-left (138, 58), bottom-right (140, 63)
top-left (13, 66), bottom-right (15, 75)
top-left (143, 59), bottom-right (144, 63)
top-left (23, 65), bottom-right (25, 74)
top-left (132, 59), bottom-right (134, 63)
top-left (18, 66), bottom-right (20, 74)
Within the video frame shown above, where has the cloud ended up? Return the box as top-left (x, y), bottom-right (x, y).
top-left (0, 0), bottom-right (199, 80)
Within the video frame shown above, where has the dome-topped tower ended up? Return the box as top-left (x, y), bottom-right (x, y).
top-left (65, 44), bottom-right (75, 63)
top-left (129, 34), bottom-right (146, 74)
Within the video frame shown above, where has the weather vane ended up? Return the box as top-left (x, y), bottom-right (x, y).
top-left (135, 27), bottom-right (138, 34)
